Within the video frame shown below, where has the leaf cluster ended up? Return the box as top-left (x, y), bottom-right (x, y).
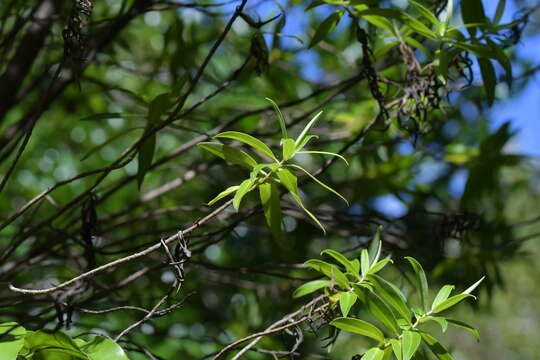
top-left (294, 228), bottom-right (484, 359)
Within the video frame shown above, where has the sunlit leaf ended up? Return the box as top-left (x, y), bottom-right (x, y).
top-left (339, 291), bottom-right (358, 317)
top-left (265, 97), bottom-right (288, 139)
top-left (405, 257), bottom-right (429, 312)
top-left (330, 317), bottom-right (385, 342)
top-left (215, 131), bottom-right (277, 161)
top-left (233, 178), bottom-right (255, 211)
top-left (208, 185), bottom-right (240, 206)
top-left (0, 322), bottom-right (26, 360)
top-left (292, 279), bottom-right (330, 298)
top-left (80, 337), bottom-right (129, 360)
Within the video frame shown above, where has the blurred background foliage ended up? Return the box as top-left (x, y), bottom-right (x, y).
top-left (0, 0), bottom-right (539, 359)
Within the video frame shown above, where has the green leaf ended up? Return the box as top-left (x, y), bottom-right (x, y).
top-left (148, 92), bottom-right (175, 125)
top-left (293, 279), bottom-right (330, 298)
top-left (368, 258), bottom-right (393, 275)
top-left (276, 168), bottom-right (298, 194)
top-left (444, 0), bottom-right (454, 26)
top-left (137, 132), bottom-right (156, 189)
top-left (390, 339), bottom-right (402, 360)
top-left (431, 285), bottom-right (454, 311)
top-left (80, 337), bottom-right (129, 360)
top-left (425, 316), bottom-right (448, 332)
top-left (363, 15), bottom-right (396, 35)
top-left (305, 259), bottom-right (349, 288)
top-left (402, 331), bottom-right (421, 360)
top-left (208, 185), bottom-right (240, 206)
top-left (295, 135), bottom-right (319, 151)
top-left (309, 12), bottom-right (343, 48)
top-left (286, 164), bottom-right (348, 205)
top-left (368, 275), bottom-right (411, 323)
top-left (295, 111), bottom-right (323, 147)
top-left (265, 97), bottom-right (288, 139)
top-left (80, 113), bottom-right (143, 121)
top-left (339, 291), bottom-right (358, 317)
top-left (368, 226), bottom-right (383, 266)
top-left (197, 142), bottom-right (258, 168)
top-left (223, 145), bottom-right (259, 168)
top-left (23, 330), bottom-right (89, 359)
top-left (214, 131), bottom-right (277, 161)
top-left (0, 322), bottom-right (26, 360)
top-left (431, 294), bottom-right (475, 314)
top-left (366, 292), bottom-right (399, 334)
top-left (330, 317), bottom-right (385, 342)
top-left (259, 183), bottom-right (283, 241)
top-left (282, 138), bottom-right (296, 161)
top-left (408, 1), bottom-right (441, 27)
top-left (446, 319), bottom-right (480, 341)
top-left (461, 0), bottom-right (486, 35)
top-left (321, 249), bottom-right (357, 276)
top-left (362, 347), bottom-right (386, 360)
top-left (405, 257), bottom-right (429, 312)
top-left (361, 249), bottom-right (370, 278)
top-left (493, 0), bottom-right (506, 25)
top-left (478, 58), bottom-right (496, 106)
top-left (420, 332), bottom-right (453, 360)
top-left (296, 150), bottom-right (349, 165)
top-left (290, 190), bottom-right (326, 233)
top-left (233, 179), bottom-right (255, 211)
top-left (463, 276), bottom-right (485, 295)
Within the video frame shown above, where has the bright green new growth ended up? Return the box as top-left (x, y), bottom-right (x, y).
top-left (0, 324), bottom-right (129, 360)
top-left (294, 228), bottom-right (484, 359)
top-left (197, 99), bottom-right (348, 237)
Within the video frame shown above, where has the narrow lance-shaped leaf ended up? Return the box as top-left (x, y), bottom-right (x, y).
top-left (296, 150), bottom-right (349, 165)
top-left (366, 292), bottom-right (399, 334)
top-left (286, 164), bottom-right (348, 204)
top-left (405, 256), bottom-right (429, 312)
top-left (321, 249), bottom-right (357, 276)
top-left (431, 285), bottom-right (455, 311)
top-left (295, 111), bottom-right (323, 147)
top-left (368, 274), bottom-right (411, 323)
top-left (197, 142), bottom-right (258, 169)
top-left (265, 97), bottom-right (288, 139)
top-left (309, 12), bottom-right (343, 48)
top-left (137, 132), bottom-right (156, 189)
top-left (330, 317), bottom-right (385, 342)
top-left (432, 294), bottom-right (475, 314)
top-left (368, 226), bottom-right (383, 266)
top-left (361, 249), bottom-right (370, 278)
top-left (293, 279), bottom-right (330, 298)
top-left (214, 131), bottom-right (277, 161)
top-left (478, 58), bottom-right (496, 106)
top-left (419, 332), bottom-right (453, 360)
top-left (446, 319), bottom-right (480, 341)
top-left (304, 259), bottom-right (349, 288)
top-left (208, 185), bottom-right (240, 206)
top-left (259, 183), bottom-right (283, 241)
top-left (233, 179), bottom-right (255, 211)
